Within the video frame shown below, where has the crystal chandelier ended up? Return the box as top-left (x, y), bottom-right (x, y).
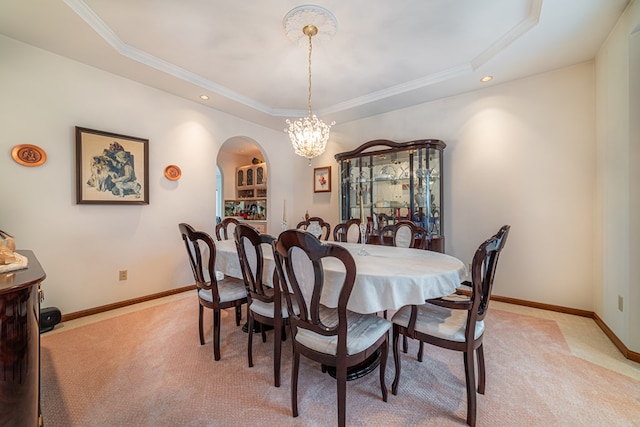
top-left (284, 6), bottom-right (336, 164)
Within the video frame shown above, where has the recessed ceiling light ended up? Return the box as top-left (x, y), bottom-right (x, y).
top-left (480, 75), bottom-right (493, 83)
top-left (200, 95), bottom-right (210, 100)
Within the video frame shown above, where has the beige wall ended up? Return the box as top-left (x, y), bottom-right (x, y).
top-left (0, 35), bottom-right (295, 314)
top-left (325, 62), bottom-right (596, 312)
top-left (594, 0), bottom-right (640, 351)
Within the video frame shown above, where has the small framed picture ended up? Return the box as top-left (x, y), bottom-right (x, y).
top-left (75, 126), bottom-right (149, 204)
top-left (314, 166), bottom-right (331, 193)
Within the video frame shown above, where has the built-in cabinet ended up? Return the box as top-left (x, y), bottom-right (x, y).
top-left (224, 199), bottom-right (267, 221)
top-left (335, 139), bottom-right (445, 252)
top-left (223, 199), bottom-right (267, 233)
top-left (236, 163), bottom-right (267, 199)
top-left (225, 162), bottom-right (268, 233)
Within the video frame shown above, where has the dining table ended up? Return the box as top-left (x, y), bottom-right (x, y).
top-left (214, 237), bottom-right (466, 315)
top-left (214, 236), bottom-right (466, 379)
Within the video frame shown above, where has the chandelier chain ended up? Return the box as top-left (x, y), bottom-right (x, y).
top-left (307, 30), bottom-right (313, 117)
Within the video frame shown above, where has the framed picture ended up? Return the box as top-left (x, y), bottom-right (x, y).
top-left (75, 126), bottom-right (149, 204)
top-left (314, 166), bottom-right (331, 193)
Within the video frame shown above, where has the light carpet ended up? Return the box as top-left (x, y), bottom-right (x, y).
top-left (40, 294), bottom-right (640, 426)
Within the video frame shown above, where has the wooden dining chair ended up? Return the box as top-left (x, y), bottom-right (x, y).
top-left (296, 217), bottom-right (331, 240)
top-left (272, 230), bottom-right (391, 427)
top-left (215, 217), bottom-right (240, 241)
top-left (332, 218), bottom-right (362, 243)
top-left (378, 220), bottom-right (426, 249)
top-left (178, 223), bottom-right (247, 361)
top-left (390, 225), bottom-right (510, 427)
top-left (234, 224), bottom-right (291, 387)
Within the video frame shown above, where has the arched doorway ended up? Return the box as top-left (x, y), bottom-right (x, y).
top-left (216, 136), bottom-right (267, 229)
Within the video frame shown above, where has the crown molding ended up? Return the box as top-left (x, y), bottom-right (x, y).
top-left (64, 0), bottom-right (542, 119)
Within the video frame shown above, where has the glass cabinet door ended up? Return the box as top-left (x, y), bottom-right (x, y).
top-left (335, 139), bottom-right (445, 251)
top-left (256, 165), bottom-right (265, 186)
top-left (412, 147), bottom-right (442, 237)
top-left (236, 163), bottom-right (267, 199)
top-left (246, 168), bottom-right (254, 186)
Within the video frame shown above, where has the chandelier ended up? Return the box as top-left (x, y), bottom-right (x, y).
top-left (284, 6), bottom-right (336, 164)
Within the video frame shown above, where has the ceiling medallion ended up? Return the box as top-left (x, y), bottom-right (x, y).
top-left (283, 5), bottom-right (337, 164)
top-left (283, 5), bottom-right (337, 45)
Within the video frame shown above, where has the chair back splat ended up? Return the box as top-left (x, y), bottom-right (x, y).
top-left (215, 217), bottom-right (240, 241)
top-left (332, 218), bottom-right (362, 243)
top-left (296, 216), bottom-right (331, 240)
top-left (474, 225), bottom-right (510, 320)
top-left (378, 220), bottom-right (429, 249)
top-left (273, 230), bottom-right (391, 427)
top-left (391, 225), bottom-right (510, 427)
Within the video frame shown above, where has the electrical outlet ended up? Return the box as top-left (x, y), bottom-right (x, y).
top-left (618, 295), bottom-right (623, 312)
top-left (119, 270), bottom-right (128, 281)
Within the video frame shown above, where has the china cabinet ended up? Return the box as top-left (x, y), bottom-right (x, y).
top-left (335, 139), bottom-right (445, 252)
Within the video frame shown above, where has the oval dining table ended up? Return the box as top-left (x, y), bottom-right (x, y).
top-left (214, 236), bottom-right (466, 379)
top-left (214, 237), bottom-right (466, 314)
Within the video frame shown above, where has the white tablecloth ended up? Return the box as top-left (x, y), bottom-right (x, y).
top-left (214, 239), bottom-right (466, 314)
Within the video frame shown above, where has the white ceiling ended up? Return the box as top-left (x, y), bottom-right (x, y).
top-left (0, 0), bottom-right (630, 131)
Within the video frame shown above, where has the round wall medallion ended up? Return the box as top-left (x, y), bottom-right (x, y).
top-left (11, 144), bottom-right (47, 167)
top-left (164, 165), bottom-right (182, 181)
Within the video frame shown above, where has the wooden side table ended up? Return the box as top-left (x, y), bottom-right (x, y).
top-left (0, 250), bottom-right (46, 427)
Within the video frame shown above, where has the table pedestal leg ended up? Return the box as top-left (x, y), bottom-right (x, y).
top-left (324, 348), bottom-right (382, 381)
top-left (241, 321), bottom-right (274, 333)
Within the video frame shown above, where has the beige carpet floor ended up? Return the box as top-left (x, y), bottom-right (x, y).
top-left (40, 294), bottom-right (640, 426)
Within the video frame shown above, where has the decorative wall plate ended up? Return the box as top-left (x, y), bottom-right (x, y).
top-left (164, 164), bottom-right (181, 181)
top-left (11, 144), bottom-right (47, 167)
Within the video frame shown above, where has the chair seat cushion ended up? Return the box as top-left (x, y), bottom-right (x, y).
top-left (198, 277), bottom-right (247, 303)
top-left (442, 294), bottom-right (470, 302)
top-left (391, 303), bottom-right (484, 342)
top-left (249, 296), bottom-right (300, 319)
top-left (295, 306), bottom-right (391, 355)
